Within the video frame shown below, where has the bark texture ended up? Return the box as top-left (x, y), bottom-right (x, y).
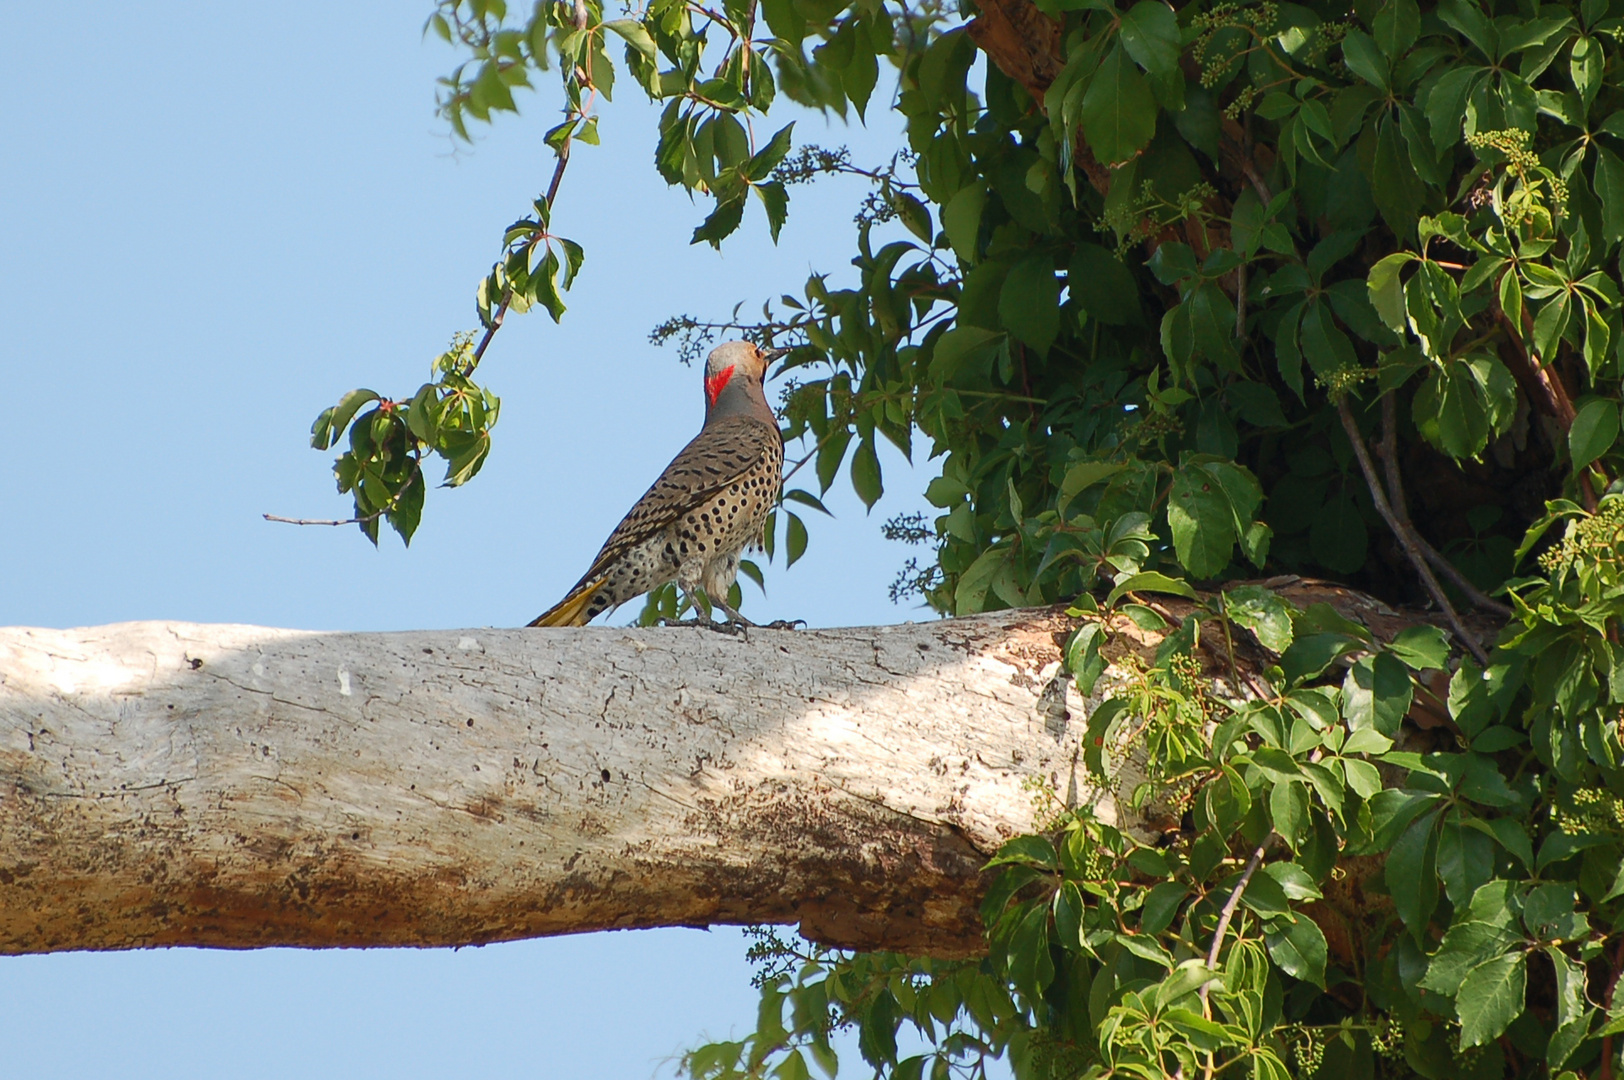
top-left (1, 610), bottom-right (1126, 958)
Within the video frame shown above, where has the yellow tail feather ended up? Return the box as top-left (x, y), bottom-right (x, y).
top-left (527, 578), bottom-right (608, 628)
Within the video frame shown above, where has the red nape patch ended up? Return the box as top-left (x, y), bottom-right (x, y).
top-left (704, 364), bottom-right (736, 406)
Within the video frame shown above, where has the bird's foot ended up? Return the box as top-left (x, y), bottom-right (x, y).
top-left (659, 614), bottom-right (750, 639)
top-left (759, 619), bottom-right (807, 631)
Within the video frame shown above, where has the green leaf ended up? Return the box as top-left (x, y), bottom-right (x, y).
top-left (986, 834), bottom-right (1060, 870)
top-left (1265, 915), bottom-right (1328, 988)
top-left (1270, 779), bottom-right (1310, 850)
top-left (1367, 253), bottom-right (1416, 332)
top-left (692, 193), bottom-right (748, 248)
top-left (955, 545), bottom-right (1008, 614)
top-left (602, 18), bottom-right (656, 63)
top-left (1387, 808), bottom-right (1440, 940)
top-left (747, 123), bottom-right (796, 182)
top-left (850, 435), bottom-right (882, 509)
top-left (1371, 116), bottom-right (1424, 241)
top-left (1104, 571), bottom-right (1197, 607)
top-left (1537, 830), bottom-right (1612, 870)
top-left (783, 488), bottom-right (832, 516)
top-left (1061, 622), bottom-right (1106, 702)
top-left (999, 254), bottom-right (1061, 355)
top-left (1058, 460), bottom-right (1126, 513)
top-left (941, 182), bottom-right (987, 264)
top-left (931, 325), bottom-right (1004, 380)
top-left (1080, 44), bottom-right (1158, 166)
top-left (1419, 918), bottom-right (1522, 995)
top-left (785, 511), bottom-right (808, 567)
top-left (1118, 1), bottom-right (1181, 76)
top-left (1570, 397), bottom-right (1618, 472)
top-left (1341, 30), bottom-right (1390, 90)
top-left (1168, 462), bottom-right (1236, 578)
top-left (1533, 292), bottom-right (1572, 362)
top-left (1298, 299), bottom-right (1357, 379)
top-left (1068, 244), bottom-right (1141, 325)
top-left (890, 191), bottom-right (932, 243)
top-left (313, 389), bottom-right (380, 450)
top-left (1343, 653), bottom-right (1413, 737)
top-left (1224, 585), bottom-right (1294, 652)
top-left (1372, 0), bottom-right (1420, 59)
top-left (1389, 625), bottom-right (1450, 669)
top-left (773, 1049), bottom-right (811, 1080)
top-left (1427, 65), bottom-right (1482, 147)
top-left (1456, 952), bottom-right (1527, 1048)
top-left (1597, 145), bottom-right (1624, 246)
top-left (1007, 902), bottom-right (1057, 1000)
top-left (1546, 946), bottom-right (1590, 1067)
top-left (1279, 633), bottom-right (1363, 686)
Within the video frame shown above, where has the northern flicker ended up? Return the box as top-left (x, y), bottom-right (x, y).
top-left (528, 341), bottom-right (787, 628)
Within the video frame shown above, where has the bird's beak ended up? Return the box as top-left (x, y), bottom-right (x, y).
top-left (761, 346), bottom-right (791, 362)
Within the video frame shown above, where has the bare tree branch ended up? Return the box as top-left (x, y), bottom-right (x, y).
top-left (1338, 397), bottom-right (1490, 666)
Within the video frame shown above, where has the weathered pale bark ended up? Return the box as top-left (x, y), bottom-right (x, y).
top-left (0, 583), bottom-right (1480, 960)
top-left (1, 609), bottom-right (1131, 958)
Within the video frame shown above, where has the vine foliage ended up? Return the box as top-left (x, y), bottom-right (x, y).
top-left (300, 0), bottom-right (1624, 1073)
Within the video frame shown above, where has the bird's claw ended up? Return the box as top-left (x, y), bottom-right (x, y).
top-left (760, 619), bottom-right (807, 631)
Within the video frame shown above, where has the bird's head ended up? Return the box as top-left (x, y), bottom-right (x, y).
top-left (703, 340), bottom-right (788, 411)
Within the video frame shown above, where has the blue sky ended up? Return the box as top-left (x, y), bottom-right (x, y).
top-left (0, 3), bottom-right (948, 1076)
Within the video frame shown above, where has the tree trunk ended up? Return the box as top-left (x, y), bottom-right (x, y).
top-left (0, 609), bottom-right (1127, 958)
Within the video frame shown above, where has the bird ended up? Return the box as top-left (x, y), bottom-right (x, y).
top-left (528, 340), bottom-right (787, 628)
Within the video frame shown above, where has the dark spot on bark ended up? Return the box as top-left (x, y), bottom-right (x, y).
top-left (467, 718), bottom-right (474, 727)
top-left (600, 769), bottom-right (612, 783)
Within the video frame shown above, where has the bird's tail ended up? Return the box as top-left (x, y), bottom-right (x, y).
top-left (527, 577), bottom-right (608, 628)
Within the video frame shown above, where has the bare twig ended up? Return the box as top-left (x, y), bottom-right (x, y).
top-left (1199, 834), bottom-right (1270, 1067)
top-left (1377, 394), bottom-right (1512, 619)
top-left (779, 425), bottom-right (843, 487)
top-left (263, 511), bottom-right (382, 527)
top-left (1234, 261), bottom-right (1247, 344)
top-left (1338, 397), bottom-right (1491, 667)
top-left (1206, 841), bottom-right (1266, 972)
top-left (1496, 307), bottom-right (1576, 428)
top-left (265, 471), bottom-right (419, 529)
top-left (1219, 133), bottom-right (1273, 207)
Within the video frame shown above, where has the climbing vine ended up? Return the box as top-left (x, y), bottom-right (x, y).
top-left (292, 0), bottom-right (1624, 1073)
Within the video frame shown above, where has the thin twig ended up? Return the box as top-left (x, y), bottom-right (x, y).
top-left (1496, 307), bottom-right (1576, 428)
top-left (779, 425), bottom-right (844, 487)
top-left (1219, 134), bottom-right (1273, 206)
top-left (265, 471), bottom-right (418, 529)
top-left (263, 511), bottom-right (383, 527)
top-left (1206, 841), bottom-right (1266, 970)
top-left (1199, 837), bottom-right (1270, 1041)
top-left (1218, 592), bottom-right (1244, 698)
top-left (1338, 398), bottom-right (1491, 667)
top-left (1234, 261), bottom-right (1247, 344)
top-left (1377, 394), bottom-right (1513, 619)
